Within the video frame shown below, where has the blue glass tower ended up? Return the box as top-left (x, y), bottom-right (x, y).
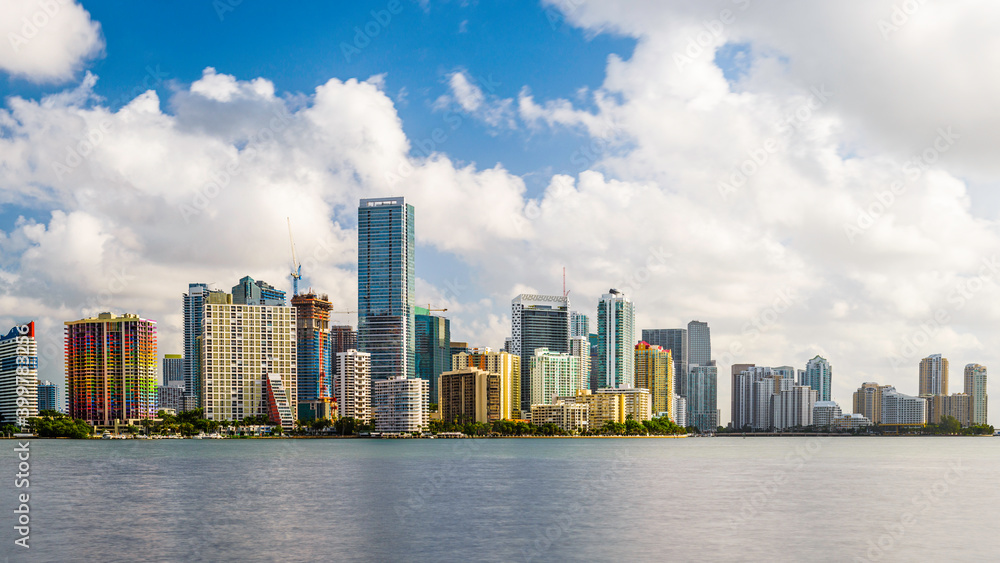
top-left (358, 197), bottom-right (415, 380)
top-left (415, 306), bottom-right (450, 404)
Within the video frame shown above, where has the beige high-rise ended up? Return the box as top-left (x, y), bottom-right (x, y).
top-left (919, 354), bottom-right (949, 396)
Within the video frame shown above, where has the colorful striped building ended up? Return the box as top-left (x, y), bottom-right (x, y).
top-left (292, 292), bottom-right (333, 402)
top-left (65, 313), bottom-right (158, 425)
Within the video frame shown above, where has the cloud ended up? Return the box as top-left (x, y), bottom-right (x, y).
top-left (434, 69), bottom-right (517, 130)
top-left (0, 0), bottom-right (104, 83)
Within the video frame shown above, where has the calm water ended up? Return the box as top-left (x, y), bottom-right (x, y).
top-left (1, 436), bottom-right (997, 562)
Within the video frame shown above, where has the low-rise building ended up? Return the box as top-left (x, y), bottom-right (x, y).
top-left (558, 389), bottom-right (625, 430)
top-left (812, 400), bottom-right (843, 427)
top-left (530, 402), bottom-right (587, 433)
top-left (881, 389), bottom-right (927, 426)
top-left (597, 387), bottom-right (652, 421)
top-left (833, 413), bottom-right (872, 430)
top-left (439, 367), bottom-right (502, 424)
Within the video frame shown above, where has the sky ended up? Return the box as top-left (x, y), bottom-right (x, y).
top-left (2, 0), bottom-right (1000, 426)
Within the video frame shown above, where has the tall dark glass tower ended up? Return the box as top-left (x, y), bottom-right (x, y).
top-left (510, 294), bottom-right (570, 413)
top-left (358, 197), bottom-right (415, 380)
top-left (415, 306), bottom-right (450, 404)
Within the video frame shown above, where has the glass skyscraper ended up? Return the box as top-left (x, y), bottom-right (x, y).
top-left (597, 289), bottom-right (635, 389)
top-left (358, 197), bottom-right (415, 380)
top-left (510, 294), bottom-right (570, 413)
top-left (415, 306), bottom-right (450, 404)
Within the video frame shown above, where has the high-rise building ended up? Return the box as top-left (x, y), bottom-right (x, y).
top-left (687, 321), bottom-right (711, 369)
top-left (529, 348), bottom-right (581, 406)
top-left (330, 324), bottom-right (358, 376)
top-left (438, 367), bottom-right (502, 424)
top-left (452, 348), bottom-right (520, 420)
top-left (1, 323), bottom-right (38, 425)
top-left (686, 362), bottom-right (717, 432)
top-left (642, 328), bottom-right (687, 398)
top-left (162, 354), bottom-right (184, 387)
top-left (635, 342), bottom-right (673, 417)
top-left (292, 292), bottom-right (333, 402)
top-left (37, 380), bottom-right (58, 413)
top-left (451, 341), bottom-right (471, 359)
top-left (570, 311), bottom-right (590, 338)
top-left (919, 354), bottom-right (949, 396)
top-left (802, 356), bottom-right (832, 402)
top-left (156, 384), bottom-right (184, 413)
top-left (853, 382), bottom-right (892, 425)
top-left (588, 333), bottom-right (599, 392)
top-left (569, 336), bottom-right (591, 396)
top-left (415, 306), bottom-right (451, 405)
top-left (812, 401), bottom-right (842, 427)
top-left (596, 387), bottom-right (652, 421)
top-left (964, 363), bottom-right (987, 426)
top-left (510, 294), bottom-right (570, 412)
top-left (930, 393), bottom-right (971, 427)
top-left (183, 283), bottom-right (229, 407)
top-left (232, 276), bottom-right (287, 306)
top-left (335, 349), bottom-right (371, 422)
top-left (674, 395), bottom-right (687, 427)
top-left (358, 197), bottom-right (416, 380)
top-left (597, 289), bottom-right (636, 389)
top-left (372, 376), bottom-right (428, 433)
top-left (201, 294), bottom-right (297, 429)
top-left (66, 313), bottom-right (157, 425)
top-left (881, 389), bottom-right (927, 426)
top-left (773, 385), bottom-right (817, 430)
top-left (730, 363), bottom-right (755, 429)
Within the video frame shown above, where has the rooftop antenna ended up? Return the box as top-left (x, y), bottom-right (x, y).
top-left (563, 267), bottom-right (570, 299)
top-left (287, 217), bottom-right (302, 296)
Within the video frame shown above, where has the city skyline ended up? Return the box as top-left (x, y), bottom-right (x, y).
top-left (3, 2), bottom-right (1000, 428)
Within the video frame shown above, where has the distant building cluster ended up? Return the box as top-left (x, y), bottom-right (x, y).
top-left (0, 196), bottom-right (987, 436)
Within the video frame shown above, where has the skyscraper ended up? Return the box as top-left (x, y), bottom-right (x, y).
top-left (635, 342), bottom-right (673, 417)
top-left (415, 306), bottom-right (451, 405)
top-left (336, 349), bottom-right (371, 422)
top-left (529, 348), bottom-right (581, 406)
top-left (1, 323), bottom-right (37, 425)
top-left (687, 362), bottom-right (717, 432)
top-left (687, 321), bottom-right (711, 367)
top-left (162, 354), bottom-right (184, 387)
top-left (570, 311), bottom-right (590, 338)
top-left (642, 328), bottom-right (687, 395)
top-left (66, 313), bottom-right (157, 425)
top-left (292, 292), bottom-right (333, 402)
top-left (453, 347), bottom-right (521, 420)
top-left (233, 276), bottom-right (287, 306)
top-left (510, 294), bottom-right (570, 412)
top-left (201, 292), bottom-right (298, 429)
top-left (183, 283), bottom-right (228, 408)
top-left (802, 356), bottom-right (832, 402)
top-left (358, 197), bottom-right (415, 380)
top-left (569, 336), bottom-right (591, 396)
top-left (730, 363), bottom-right (755, 429)
top-left (597, 289), bottom-right (635, 389)
top-left (964, 364), bottom-right (987, 426)
top-left (330, 324), bottom-right (358, 377)
top-left (919, 354), bottom-right (949, 396)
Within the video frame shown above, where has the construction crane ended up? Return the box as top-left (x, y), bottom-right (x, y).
top-left (424, 304), bottom-right (448, 312)
top-left (331, 310), bottom-right (357, 315)
top-left (287, 217), bottom-right (302, 296)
